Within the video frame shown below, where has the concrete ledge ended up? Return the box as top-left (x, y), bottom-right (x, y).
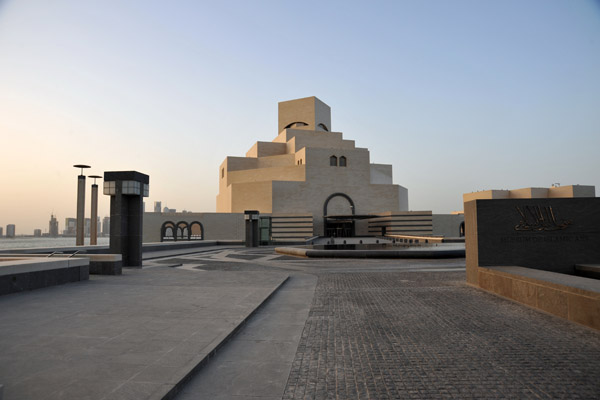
top-left (275, 247), bottom-right (465, 259)
top-left (475, 266), bottom-right (600, 330)
top-left (0, 240), bottom-right (245, 255)
top-left (387, 234), bottom-right (445, 243)
top-left (0, 257), bottom-right (89, 296)
top-left (0, 253), bottom-right (122, 276)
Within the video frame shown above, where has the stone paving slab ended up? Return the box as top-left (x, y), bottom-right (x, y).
top-left (0, 266), bottom-right (288, 400)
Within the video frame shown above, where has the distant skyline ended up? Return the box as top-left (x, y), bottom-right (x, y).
top-left (1, 0), bottom-right (599, 234)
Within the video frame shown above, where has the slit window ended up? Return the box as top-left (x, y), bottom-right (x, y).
top-left (221, 168), bottom-right (224, 178)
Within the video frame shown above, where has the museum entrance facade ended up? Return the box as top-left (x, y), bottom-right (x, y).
top-left (323, 192), bottom-right (356, 237)
top-left (324, 218), bottom-right (355, 237)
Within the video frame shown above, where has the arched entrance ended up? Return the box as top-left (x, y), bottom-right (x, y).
top-left (161, 221), bottom-right (176, 241)
top-left (190, 221), bottom-right (204, 240)
top-left (323, 193), bottom-right (355, 237)
top-left (176, 221), bottom-right (189, 240)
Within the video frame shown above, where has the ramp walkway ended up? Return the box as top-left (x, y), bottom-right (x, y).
top-left (0, 266), bottom-right (288, 400)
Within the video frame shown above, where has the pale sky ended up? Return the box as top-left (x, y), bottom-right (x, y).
top-left (1, 0), bottom-right (599, 235)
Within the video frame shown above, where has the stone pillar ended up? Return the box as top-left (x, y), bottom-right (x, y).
top-left (90, 183), bottom-right (98, 245)
top-left (76, 175), bottom-right (86, 246)
top-left (245, 210), bottom-right (259, 247)
top-left (103, 171), bottom-right (149, 267)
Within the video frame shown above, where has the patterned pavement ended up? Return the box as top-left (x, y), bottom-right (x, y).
top-left (283, 271), bottom-right (600, 399)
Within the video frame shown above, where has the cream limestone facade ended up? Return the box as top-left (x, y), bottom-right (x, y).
top-left (463, 185), bottom-right (596, 203)
top-left (217, 97), bottom-right (408, 236)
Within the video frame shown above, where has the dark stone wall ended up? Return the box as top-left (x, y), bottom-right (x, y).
top-left (475, 198), bottom-right (600, 273)
top-left (0, 265), bottom-right (89, 296)
top-left (89, 260), bottom-right (122, 275)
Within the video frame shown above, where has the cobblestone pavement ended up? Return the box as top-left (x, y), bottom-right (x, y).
top-left (283, 271), bottom-right (600, 400)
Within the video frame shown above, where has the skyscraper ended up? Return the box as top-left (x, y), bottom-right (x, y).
top-left (84, 218), bottom-right (91, 237)
top-left (49, 214), bottom-right (59, 237)
top-left (154, 201), bottom-right (162, 213)
top-left (64, 218), bottom-right (76, 236)
top-left (6, 224), bottom-right (16, 238)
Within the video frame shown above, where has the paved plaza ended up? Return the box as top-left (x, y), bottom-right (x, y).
top-left (1, 246), bottom-right (599, 399)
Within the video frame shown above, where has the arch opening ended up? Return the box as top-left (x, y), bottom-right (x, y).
top-left (161, 221), bottom-right (176, 242)
top-left (190, 221), bottom-right (204, 240)
top-left (323, 192), bottom-right (356, 237)
top-left (176, 221), bottom-right (189, 241)
top-left (317, 123), bottom-right (329, 132)
top-left (284, 121), bottom-right (308, 129)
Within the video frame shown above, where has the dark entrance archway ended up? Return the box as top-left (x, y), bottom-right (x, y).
top-left (323, 192), bottom-right (356, 237)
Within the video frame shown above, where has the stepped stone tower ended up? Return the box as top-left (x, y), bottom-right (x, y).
top-left (216, 96), bottom-right (408, 235)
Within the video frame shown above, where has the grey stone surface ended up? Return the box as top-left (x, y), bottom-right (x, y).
top-left (0, 266), bottom-right (288, 400)
top-left (283, 271), bottom-right (600, 399)
top-left (3, 245), bottom-right (597, 400)
top-left (166, 247), bottom-right (599, 399)
top-left (175, 273), bottom-right (317, 400)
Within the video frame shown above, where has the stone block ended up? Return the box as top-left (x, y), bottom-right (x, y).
top-left (478, 270), bottom-right (494, 292)
top-left (491, 273), bottom-right (512, 299)
top-left (537, 286), bottom-right (568, 319)
top-left (510, 279), bottom-right (537, 307)
top-left (568, 293), bottom-right (600, 330)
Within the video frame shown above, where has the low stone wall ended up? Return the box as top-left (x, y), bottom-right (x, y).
top-left (474, 266), bottom-right (600, 330)
top-left (0, 253), bottom-right (122, 276)
top-left (85, 254), bottom-right (122, 275)
top-left (0, 257), bottom-right (89, 296)
top-left (275, 246), bottom-right (465, 259)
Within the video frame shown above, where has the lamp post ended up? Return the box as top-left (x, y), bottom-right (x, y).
top-left (73, 165), bottom-right (91, 246)
top-left (89, 175), bottom-right (102, 245)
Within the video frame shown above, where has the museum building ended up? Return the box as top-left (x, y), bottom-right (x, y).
top-left (143, 97), bottom-right (462, 243)
top-left (215, 96), bottom-right (418, 237)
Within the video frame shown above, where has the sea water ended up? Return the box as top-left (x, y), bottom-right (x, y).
top-left (0, 237), bottom-right (109, 250)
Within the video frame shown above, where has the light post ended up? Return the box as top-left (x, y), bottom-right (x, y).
top-left (89, 175), bottom-right (102, 245)
top-left (103, 171), bottom-right (149, 267)
top-left (73, 164), bottom-right (90, 246)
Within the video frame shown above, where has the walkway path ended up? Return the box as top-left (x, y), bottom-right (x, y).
top-left (2, 246), bottom-right (599, 399)
top-left (0, 264), bottom-right (287, 400)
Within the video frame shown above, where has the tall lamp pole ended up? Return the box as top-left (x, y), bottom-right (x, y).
top-left (89, 175), bottom-right (102, 245)
top-left (73, 164), bottom-right (90, 246)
